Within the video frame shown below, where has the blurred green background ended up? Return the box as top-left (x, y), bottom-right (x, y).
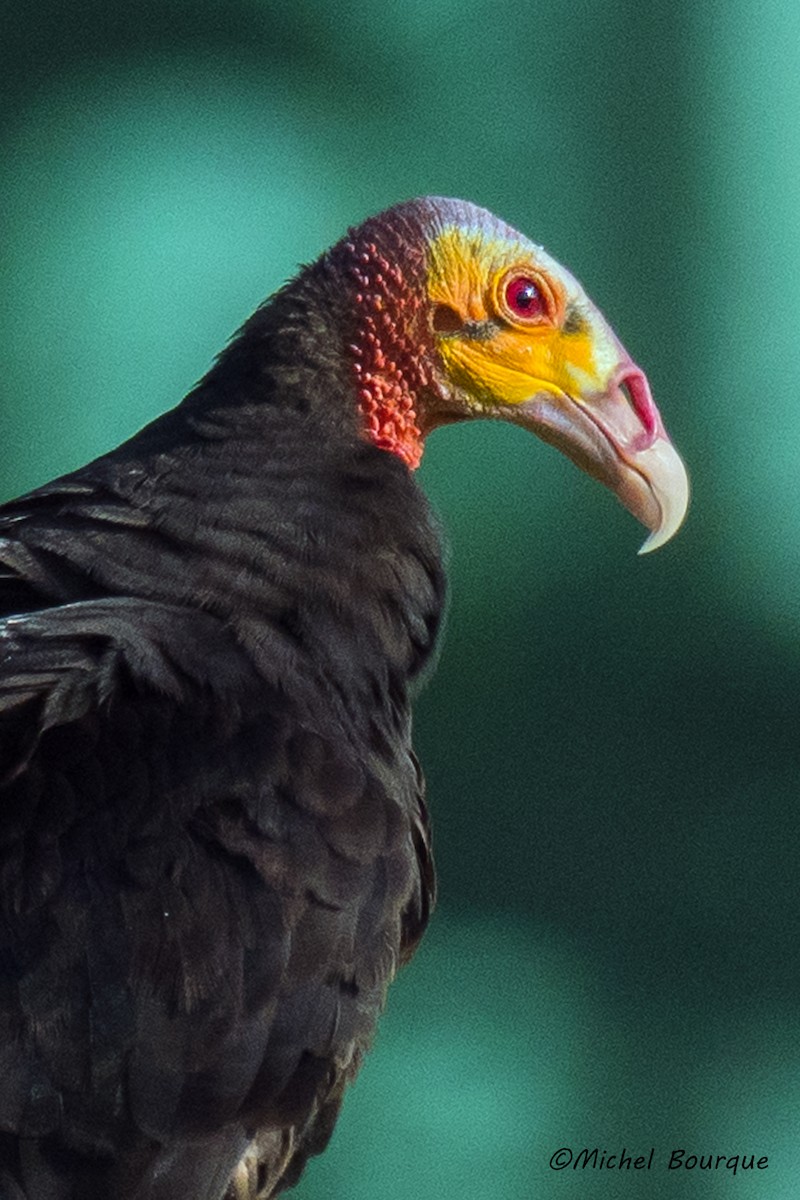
top-left (2, 1), bottom-right (799, 1196)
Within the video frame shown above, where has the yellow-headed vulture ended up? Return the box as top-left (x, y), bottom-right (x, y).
top-left (0, 198), bottom-right (688, 1199)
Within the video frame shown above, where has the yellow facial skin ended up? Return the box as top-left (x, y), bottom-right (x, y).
top-left (426, 226), bottom-right (616, 411)
top-left (424, 222), bottom-right (689, 553)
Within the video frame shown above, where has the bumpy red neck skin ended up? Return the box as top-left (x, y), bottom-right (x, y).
top-left (338, 236), bottom-right (432, 470)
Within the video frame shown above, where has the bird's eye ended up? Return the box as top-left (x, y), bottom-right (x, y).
top-left (493, 266), bottom-right (558, 328)
top-left (503, 275), bottom-right (545, 320)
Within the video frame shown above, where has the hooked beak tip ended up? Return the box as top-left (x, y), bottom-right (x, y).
top-left (633, 437), bottom-right (690, 554)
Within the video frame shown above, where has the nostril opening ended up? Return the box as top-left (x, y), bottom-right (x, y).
top-left (619, 369), bottom-right (659, 442)
top-left (431, 304), bottom-right (464, 334)
top-left (619, 378), bottom-right (636, 409)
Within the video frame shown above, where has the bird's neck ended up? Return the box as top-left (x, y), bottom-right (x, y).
top-left (201, 224), bottom-right (439, 471)
top-left (1, 254), bottom-right (447, 705)
top-left (6, 348), bottom-right (445, 685)
top-left (324, 238), bottom-right (432, 469)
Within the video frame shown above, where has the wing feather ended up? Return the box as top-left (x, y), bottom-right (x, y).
top-left (0, 597), bottom-right (433, 1198)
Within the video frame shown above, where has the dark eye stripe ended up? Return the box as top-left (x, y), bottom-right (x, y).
top-left (563, 305), bottom-right (586, 335)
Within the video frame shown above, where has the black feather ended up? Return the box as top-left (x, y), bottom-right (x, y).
top-left (0, 229), bottom-right (446, 1198)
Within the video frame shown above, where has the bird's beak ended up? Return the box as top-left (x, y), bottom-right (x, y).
top-left (510, 361), bottom-right (689, 553)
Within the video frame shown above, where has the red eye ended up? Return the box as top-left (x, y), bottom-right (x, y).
top-left (504, 274), bottom-right (545, 319)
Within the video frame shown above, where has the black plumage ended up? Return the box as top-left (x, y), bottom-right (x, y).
top-left (0, 233), bottom-right (443, 1198)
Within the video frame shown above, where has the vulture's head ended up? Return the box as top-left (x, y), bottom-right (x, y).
top-left (314, 196), bottom-right (688, 552)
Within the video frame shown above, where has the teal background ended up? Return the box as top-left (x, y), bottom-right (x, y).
top-left (2, 2), bottom-right (799, 1196)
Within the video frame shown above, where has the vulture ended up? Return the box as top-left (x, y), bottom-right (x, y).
top-left (0, 197), bottom-right (688, 1199)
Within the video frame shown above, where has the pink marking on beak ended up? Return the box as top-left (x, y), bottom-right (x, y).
top-left (615, 367), bottom-right (666, 452)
